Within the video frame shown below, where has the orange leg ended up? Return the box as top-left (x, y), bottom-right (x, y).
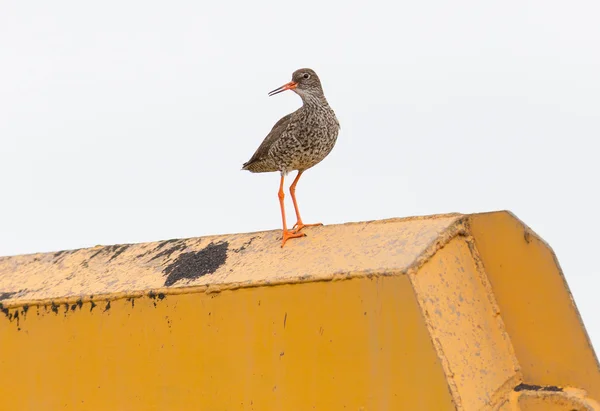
top-left (289, 171), bottom-right (323, 232)
top-left (278, 173), bottom-right (305, 247)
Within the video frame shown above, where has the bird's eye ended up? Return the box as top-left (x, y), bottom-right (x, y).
top-left (303, 73), bottom-right (310, 80)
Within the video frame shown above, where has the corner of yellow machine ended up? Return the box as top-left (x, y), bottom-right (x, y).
top-left (0, 210), bottom-right (599, 410)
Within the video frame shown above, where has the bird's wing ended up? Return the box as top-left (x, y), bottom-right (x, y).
top-left (243, 112), bottom-right (294, 168)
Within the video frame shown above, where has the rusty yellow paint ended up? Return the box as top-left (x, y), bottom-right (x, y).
top-left (0, 211), bottom-right (598, 410)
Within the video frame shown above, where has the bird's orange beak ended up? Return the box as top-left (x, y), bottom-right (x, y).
top-left (268, 81), bottom-right (297, 96)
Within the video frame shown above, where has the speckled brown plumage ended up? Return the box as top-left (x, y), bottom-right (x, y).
top-left (242, 68), bottom-right (340, 247)
top-left (243, 68), bottom-right (339, 173)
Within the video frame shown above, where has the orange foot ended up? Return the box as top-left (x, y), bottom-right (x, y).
top-left (281, 230), bottom-right (306, 248)
top-left (292, 222), bottom-right (323, 233)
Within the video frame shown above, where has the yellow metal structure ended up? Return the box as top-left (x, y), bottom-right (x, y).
top-left (0, 211), bottom-right (598, 410)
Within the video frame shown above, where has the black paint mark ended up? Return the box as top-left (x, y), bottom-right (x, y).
top-left (63, 303), bottom-right (69, 315)
top-left (232, 237), bottom-right (257, 253)
top-left (53, 248), bottom-right (81, 264)
top-left (103, 301), bottom-right (111, 312)
top-left (148, 292), bottom-right (159, 307)
top-left (23, 305), bottom-right (29, 315)
top-left (0, 303), bottom-right (9, 319)
top-left (90, 301), bottom-right (97, 312)
top-left (514, 383), bottom-right (562, 392)
top-left (108, 244), bottom-right (130, 262)
top-left (70, 304), bottom-right (77, 311)
top-left (154, 239), bottom-right (181, 252)
top-left (135, 240), bottom-right (182, 260)
top-left (163, 242), bottom-right (228, 287)
top-left (158, 293), bottom-right (165, 300)
top-left (0, 291), bottom-right (17, 301)
top-left (86, 244), bottom-right (131, 265)
top-left (53, 250), bottom-right (68, 264)
top-left (128, 297), bottom-right (135, 308)
top-left (76, 299), bottom-right (83, 310)
top-left (51, 302), bottom-right (59, 314)
top-left (88, 248), bottom-right (105, 261)
top-left (149, 240), bottom-right (187, 262)
top-left (13, 310), bottom-right (19, 326)
top-left (283, 313), bottom-right (287, 329)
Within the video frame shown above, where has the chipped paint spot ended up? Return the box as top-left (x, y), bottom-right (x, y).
top-left (148, 291), bottom-right (161, 307)
top-left (85, 244), bottom-right (132, 264)
top-left (0, 303), bottom-right (9, 318)
top-left (154, 239), bottom-right (180, 251)
top-left (232, 237), bottom-right (257, 253)
top-left (149, 240), bottom-right (187, 262)
top-left (0, 291), bottom-right (17, 301)
top-left (163, 242), bottom-right (228, 287)
top-left (108, 245), bottom-right (131, 262)
top-left (523, 229), bottom-right (532, 244)
top-left (88, 248), bottom-right (105, 261)
top-left (53, 250), bottom-right (68, 258)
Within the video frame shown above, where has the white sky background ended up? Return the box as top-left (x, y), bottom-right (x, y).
top-left (1, 1), bottom-right (599, 351)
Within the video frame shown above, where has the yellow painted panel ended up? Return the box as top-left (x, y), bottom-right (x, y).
top-left (411, 236), bottom-right (519, 410)
top-left (0, 275), bottom-right (455, 411)
top-left (470, 211), bottom-right (600, 398)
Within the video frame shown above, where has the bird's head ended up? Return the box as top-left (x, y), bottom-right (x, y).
top-left (268, 68), bottom-right (324, 101)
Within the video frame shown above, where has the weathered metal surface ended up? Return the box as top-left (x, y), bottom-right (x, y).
top-left (0, 214), bottom-right (462, 304)
top-left (470, 212), bottom-right (600, 402)
top-left (410, 236), bottom-right (520, 410)
top-left (0, 211), bottom-right (598, 411)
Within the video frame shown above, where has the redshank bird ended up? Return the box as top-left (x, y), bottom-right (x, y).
top-left (242, 68), bottom-right (340, 247)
